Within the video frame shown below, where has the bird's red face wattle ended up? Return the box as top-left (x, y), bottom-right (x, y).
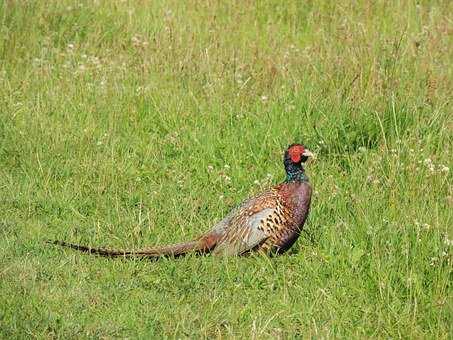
top-left (286, 144), bottom-right (314, 164)
top-left (288, 144), bottom-right (305, 163)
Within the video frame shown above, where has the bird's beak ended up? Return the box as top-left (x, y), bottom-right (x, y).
top-left (303, 149), bottom-right (315, 160)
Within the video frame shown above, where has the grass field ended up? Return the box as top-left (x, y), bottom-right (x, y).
top-left (1, 1), bottom-right (452, 338)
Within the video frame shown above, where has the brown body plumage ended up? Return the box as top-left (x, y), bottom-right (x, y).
top-left (49, 144), bottom-right (314, 258)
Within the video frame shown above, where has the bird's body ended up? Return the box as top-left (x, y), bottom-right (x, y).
top-left (211, 181), bottom-right (311, 256)
top-left (49, 144), bottom-right (313, 259)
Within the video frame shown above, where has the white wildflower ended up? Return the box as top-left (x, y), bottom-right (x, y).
top-left (423, 158), bottom-right (435, 172)
top-left (439, 165), bottom-right (449, 173)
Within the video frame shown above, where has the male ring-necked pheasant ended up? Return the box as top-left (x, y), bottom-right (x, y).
top-left (49, 144), bottom-right (314, 258)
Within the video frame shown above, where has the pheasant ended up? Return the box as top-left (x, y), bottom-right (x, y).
top-left (49, 144), bottom-right (314, 258)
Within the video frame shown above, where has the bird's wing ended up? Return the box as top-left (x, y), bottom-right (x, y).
top-left (211, 190), bottom-right (280, 256)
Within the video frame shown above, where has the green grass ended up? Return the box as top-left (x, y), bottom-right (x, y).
top-left (1, 0), bottom-right (452, 338)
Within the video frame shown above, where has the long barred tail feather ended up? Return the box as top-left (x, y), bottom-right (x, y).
top-left (46, 236), bottom-right (216, 259)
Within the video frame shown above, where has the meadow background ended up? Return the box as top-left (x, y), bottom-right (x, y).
top-left (0, 0), bottom-right (452, 338)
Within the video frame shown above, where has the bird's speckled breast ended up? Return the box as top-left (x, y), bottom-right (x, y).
top-left (284, 181), bottom-right (312, 227)
top-left (267, 181), bottom-right (312, 253)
